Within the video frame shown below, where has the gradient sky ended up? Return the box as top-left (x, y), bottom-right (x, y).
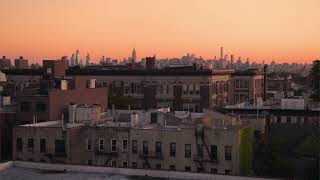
top-left (0, 0), bottom-right (319, 63)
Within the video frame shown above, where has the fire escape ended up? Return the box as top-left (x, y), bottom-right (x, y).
top-left (95, 148), bottom-right (119, 166)
top-left (139, 151), bottom-right (163, 169)
top-left (194, 126), bottom-right (218, 172)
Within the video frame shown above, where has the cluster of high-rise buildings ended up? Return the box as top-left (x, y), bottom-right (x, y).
top-left (0, 52), bottom-right (319, 179)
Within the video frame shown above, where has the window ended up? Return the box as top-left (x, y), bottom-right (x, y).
top-left (287, 116), bottom-right (291, 124)
top-left (143, 141), bottom-right (148, 155)
top-left (55, 140), bottom-right (65, 154)
top-left (111, 139), bottom-right (117, 152)
top-left (225, 170), bottom-right (232, 175)
top-left (87, 160), bottom-right (92, 165)
top-left (122, 161), bottom-right (128, 168)
top-left (156, 164), bottom-right (161, 169)
top-left (16, 138), bottom-right (22, 152)
top-left (132, 162), bottom-right (137, 168)
top-left (210, 145), bottom-right (218, 161)
top-left (277, 116), bottom-right (281, 123)
top-left (185, 166), bottom-right (191, 172)
top-left (185, 144), bottom-right (191, 158)
top-left (211, 168), bottom-right (218, 174)
top-left (225, 146), bottom-right (232, 160)
top-left (27, 139), bottom-right (34, 152)
top-left (87, 138), bottom-right (92, 151)
top-left (122, 140), bottom-right (128, 152)
top-left (150, 113), bottom-right (157, 124)
top-left (36, 103), bottom-right (46, 112)
top-left (197, 144), bottom-right (203, 157)
top-left (40, 139), bottom-right (46, 153)
top-left (170, 143), bottom-right (176, 157)
top-left (21, 102), bottom-right (31, 112)
top-left (124, 83), bottom-right (129, 94)
top-left (111, 161), bottom-right (117, 167)
top-left (155, 141), bottom-right (162, 158)
top-left (99, 138), bottom-right (104, 151)
top-left (297, 117), bottom-right (302, 125)
top-left (132, 140), bottom-right (137, 153)
top-left (169, 165), bottom-right (176, 171)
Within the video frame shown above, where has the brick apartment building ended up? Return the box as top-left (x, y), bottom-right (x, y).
top-left (228, 69), bottom-right (264, 105)
top-left (3, 59), bottom-right (265, 112)
top-left (13, 109), bottom-right (253, 176)
top-left (15, 76), bottom-right (108, 124)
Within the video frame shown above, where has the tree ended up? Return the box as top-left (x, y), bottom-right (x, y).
top-left (310, 60), bottom-right (320, 102)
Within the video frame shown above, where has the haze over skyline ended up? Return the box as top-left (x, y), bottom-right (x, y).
top-left (0, 0), bottom-right (319, 63)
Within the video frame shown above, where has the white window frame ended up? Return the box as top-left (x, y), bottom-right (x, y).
top-left (86, 138), bottom-right (92, 151)
top-left (111, 139), bottom-right (117, 152)
top-left (98, 138), bottom-right (104, 151)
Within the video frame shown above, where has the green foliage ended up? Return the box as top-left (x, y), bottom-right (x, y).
top-left (239, 127), bottom-right (254, 176)
top-left (309, 60), bottom-right (320, 102)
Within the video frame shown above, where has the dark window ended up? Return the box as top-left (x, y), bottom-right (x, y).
top-left (36, 103), bottom-right (46, 112)
top-left (287, 116), bottom-right (291, 124)
top-left (169, 165), bottom-right (176, 171)
top-left (185, 166), bottom-right (191, 172)
top-left (132, 162), bottom-right (137, 168)
top-left (185, 144), bottom-right (191, 158)
top-left (99, 139), bottom-right (105, 151)
top-left (40, 139), bottom-right (46, 153)
top-left (111, 161), bottom-right (117, 167)
top-left (55, 140), bottom-right (66, 154)
top-left (211, 145), bottom-right (217, 161)
top-left (277, 116), bottom-right (281, 123)
top-left (27, 139), bottom-right (34, 152)
top-left (111, 139), bottom-right (117, 152)
top-left (225, 169), bottom-right (232, 175)
top-left (156, 164), bottom-right (161, 169)
top-left (122, 140), bottom-right (128, 152)
top-left (143, 162), bottom-right (150, 169)
top-left (211, 168), bottom-right (218, 174)
top-left (225, 146), bottom-right (232, 160)
top-left (150, 113), bottom-right (157, 124)
top-left (16, 138), bottom-right (22, 152)
top-left (21, 102), bottom-right (31, 112)
top-left (155, 141), bottom-right (162, 158)
top-left (132, 140), bottom-right (137, 153)
top-left (297, 117), bottom-right (302, 125)
top-left (304, 116), bottom-right (309, 124)
top-left (87, 160), bottom-right (92, 165)
top-left (143, 141), bottom-right (148, 155)
top-left (197, 144), bottom-right (203, 157)
top-left (87, 139), bottom-right (92, 151)
top-left (170, 143), bottom-right (176, 157)
top-left (122, 161), bottom-right (128, 168)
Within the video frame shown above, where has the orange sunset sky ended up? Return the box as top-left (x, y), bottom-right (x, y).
top-left (0, 0), bottom-right (319, 64)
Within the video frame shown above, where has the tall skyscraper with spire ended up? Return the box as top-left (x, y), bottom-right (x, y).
top-left (131, 48), bottom-right (136, 63)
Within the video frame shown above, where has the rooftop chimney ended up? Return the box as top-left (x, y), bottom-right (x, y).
top-left (220, 47), bottom-right (224, 60)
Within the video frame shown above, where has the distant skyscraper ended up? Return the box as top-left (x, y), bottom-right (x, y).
top-left (220, 46), bottom-right (224, 60)
top-left (131, 48), bottom-right (136, 63)
top-left (86, 53), bottom-right (90, 66)
top-left (230, 54), bottom-right (234, 64)
top-left (75, 49), bottom-right (80, 65)
top-left (70, 54), bottom-right (75, 66)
